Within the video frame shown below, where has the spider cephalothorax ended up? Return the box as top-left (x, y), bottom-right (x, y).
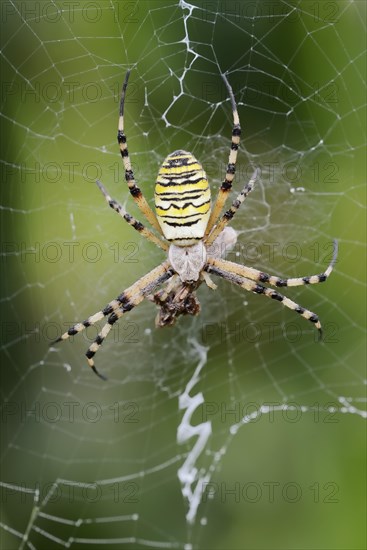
top-left (151, 227), bottom-right (238, 327)
top-left (52, 70), bottom-right (337, 380)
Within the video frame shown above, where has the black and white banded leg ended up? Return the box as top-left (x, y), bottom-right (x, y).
top-left (206, 73), bottom-right (241, 235)
top-left (205, 264), bottom-right (325, 338)
top-left (118, 70), bottom-right (163, 234)
top-left (206, 239), bottom-right (338, 288)
top-left (206, 167), bottom-right (258, 246)
top-left (52, 261), bottom-right (174, 379)
top-left (96, 179), bottom-right (168, 251)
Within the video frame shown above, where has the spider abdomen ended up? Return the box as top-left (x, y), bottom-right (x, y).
top-left (155, 150), bottom-right (211, 245)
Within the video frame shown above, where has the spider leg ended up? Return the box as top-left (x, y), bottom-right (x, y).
top-left (205, 263), bottom-right (325, 338)
top-left (206, 239), bottom-right (338, 288)
top-left (118, 70), bottom-right (163, 235)
top-left (205, 73), bottom-right (241, 236)
top-left (85, 261), bottom-right (174, 379)
top-left (51, 301), bottom-right (121, 344)
top-left (52, 261), bottom-right (174, 378)
top-left (146, 273), bottom-right (179, 304)
top-left (85, 306), bottom-right (128, 380)
top-left (96, 180), bottom-right (168, 251)
top-left (205, 168), bottom-right (258, 246)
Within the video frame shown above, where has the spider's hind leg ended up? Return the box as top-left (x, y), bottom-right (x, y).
top-left (83, 261), bottom-right (173, 378)
top-left (51, 301), bottom-right (122, 345)
top-left (52, 261), bottom-right (173, 380)
top-left (206, 264), bottom-right (325, 338)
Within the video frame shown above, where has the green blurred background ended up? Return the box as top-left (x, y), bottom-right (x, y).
top-left (1, 1), bottom-right (365, 549)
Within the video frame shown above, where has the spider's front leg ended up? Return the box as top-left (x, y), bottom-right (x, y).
top-left (205, 73), bottom-right (241, 235)
top-left (118, 70), bottom-right (163, 235)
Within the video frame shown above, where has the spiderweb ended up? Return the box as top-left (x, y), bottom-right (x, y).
top-left (1, 1), bottom-right (366, 549)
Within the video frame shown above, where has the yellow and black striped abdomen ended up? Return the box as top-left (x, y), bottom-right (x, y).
top-left (155, 150), bottom-right (211, 245)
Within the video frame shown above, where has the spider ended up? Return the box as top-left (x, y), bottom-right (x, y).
top-left (52, 70), bottom-right (338, 380)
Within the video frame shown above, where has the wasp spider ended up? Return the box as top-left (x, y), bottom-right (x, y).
top-left (53, 70), bottom-right (338, 380)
